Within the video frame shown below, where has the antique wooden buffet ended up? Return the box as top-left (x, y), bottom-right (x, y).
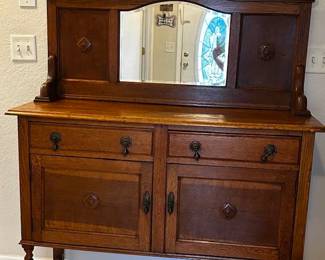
top-left (6, 0), bottom-right (325, 259)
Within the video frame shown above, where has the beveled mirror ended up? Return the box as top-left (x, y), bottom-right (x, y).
top-left (120, 2), bottom-right (231, 87)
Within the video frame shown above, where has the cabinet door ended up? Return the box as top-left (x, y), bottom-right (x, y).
top-left (165, 164), bottom-right (297, 260)
top-left (31, 155), bottom-right (152, 251)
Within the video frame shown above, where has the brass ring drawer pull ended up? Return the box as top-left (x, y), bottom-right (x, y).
top-left (120, 136), bottom-right (132, 156)
top-left (190, 141), bottom-right (201, 161)
top-left (261, 144), bottom-right (277, 163)
top-left (222, 203), bottom-right (237, 220)
top-left (50, 132), bottom-right (61, 151)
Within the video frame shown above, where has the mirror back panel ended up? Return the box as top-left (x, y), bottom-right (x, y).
top-left (48, 0), bottom-right (312, 113)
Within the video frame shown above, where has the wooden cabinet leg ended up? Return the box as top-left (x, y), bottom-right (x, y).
top-left (22, 245), bottom-right (34, 260)
top-left (53, 248), bottom-right (64, 260)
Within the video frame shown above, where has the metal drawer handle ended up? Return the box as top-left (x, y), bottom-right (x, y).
top-left (261, 144), bottom-right (277, 163)
top-left (167, 192), bottom-right (175, 215)
top-left (190, 141), bottom-right (201, 161)
top-left (143, 191), bottom-right (151, 214)
top-left (222, 203), bottom-right (237, 220)
top-left (120, 136), bottom-right (132, 156)
top-left (50, 132), bottom-right (61, 151)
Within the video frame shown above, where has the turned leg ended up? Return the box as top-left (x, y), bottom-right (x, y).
top-left (53, 248), bottom-right (64, 260)
top-left (22, 245), bottom-right (34, 260)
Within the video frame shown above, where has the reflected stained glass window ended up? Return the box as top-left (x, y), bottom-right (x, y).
top-left (198, 11), bottom-right (231, 86)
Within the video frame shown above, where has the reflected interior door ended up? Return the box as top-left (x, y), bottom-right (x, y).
top-left (120, 10), bottom-right (143, 82)
top-left (178, 4), bottom-right (204, 84)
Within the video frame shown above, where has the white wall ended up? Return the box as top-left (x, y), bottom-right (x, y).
top-left (0, 0), bottom-right (324, 259)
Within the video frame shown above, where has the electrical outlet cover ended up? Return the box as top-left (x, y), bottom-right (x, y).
top-left (19, 0), bottom-right (36, 7)
top-left (10, 34), bottom-right (37, 61)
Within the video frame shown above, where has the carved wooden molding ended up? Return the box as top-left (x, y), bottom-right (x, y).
top-left (34, 55), bottom-right (57, 102)
top-left (222, 202), bottom-right (237, 220)
top-left (77, 37), bottom-right (92, 52)
top-left (293, 65), bottom-right (311, 117)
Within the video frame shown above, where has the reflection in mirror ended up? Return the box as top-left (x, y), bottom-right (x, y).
top-left (120, 2), bottom-right (231, 87)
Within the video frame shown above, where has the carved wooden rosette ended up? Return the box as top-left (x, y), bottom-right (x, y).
top-left (293, 65), bottom-right (311, 116)
top-left (34, 55), bottom-right (57, 102)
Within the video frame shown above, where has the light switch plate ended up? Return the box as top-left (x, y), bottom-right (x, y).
top-left (10, 34), bottom-right (37, 61)
top-left (306, 46), bottom-right (325, 74)
top-left (19, 0), bottom-right (36, 7)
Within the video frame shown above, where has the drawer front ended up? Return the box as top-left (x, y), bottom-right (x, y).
top-left (30, 123), bottom-right (153, 157)
top-left (166, 164), bottom-right (297, 260)
top-left (169, 132), bottom-right (300, 164)
top-left (31, 155), bottom-right (152, 251)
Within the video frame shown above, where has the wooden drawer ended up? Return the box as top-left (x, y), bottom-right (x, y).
top-left (166, 164), bottom-right (297, 259)
top-left (168, 132), bottom-right (300, 164)
top-left (30, 122), bottom-right (153, 157)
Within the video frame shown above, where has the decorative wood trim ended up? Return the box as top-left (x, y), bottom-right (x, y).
top-left (292, 65), bottom-right (311, 116)
top-left (60, 79), bottom-right (291, 110)
top-left (34, 56), bottom-right (58, 102)
top-left (18, 118), bottom-right (32, 240)
top-left (291, 132), bottom-right (315, 260)
top-left (54, 0), bottom-right (301, 14)
top-left (291, 3), bottom-right (312, 116)
top-left (151, 125), bottom-right (168, 252)
top-left (226, 13), bottom-right (241, 89)
top-left (109, 9), bottom-right (119, 83)
top-left (20, 239), bottom-right (250, 260)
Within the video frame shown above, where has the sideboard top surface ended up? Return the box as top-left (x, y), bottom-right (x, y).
top-left (7, 100), bottom-right (324, 132)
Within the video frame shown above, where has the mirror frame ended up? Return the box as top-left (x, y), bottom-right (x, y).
top-left (45, 0), bottom-right (312, 115)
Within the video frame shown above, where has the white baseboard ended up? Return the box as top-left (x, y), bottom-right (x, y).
top-left (0, 255), bottom-right (51, 260)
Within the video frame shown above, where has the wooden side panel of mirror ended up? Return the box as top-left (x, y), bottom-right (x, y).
top-left (59, 9), bottom-right (110, 81)
top-left (237, 15), bottom-right (297, 91)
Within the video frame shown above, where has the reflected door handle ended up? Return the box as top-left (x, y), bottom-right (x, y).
top-left (183, 62), bottom-right (189, 70)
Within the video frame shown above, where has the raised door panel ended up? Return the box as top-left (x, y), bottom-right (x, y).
top-left (165, 164), bottom-right (297, 260)
top-left (31, 155), bottom-right (152, 251)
